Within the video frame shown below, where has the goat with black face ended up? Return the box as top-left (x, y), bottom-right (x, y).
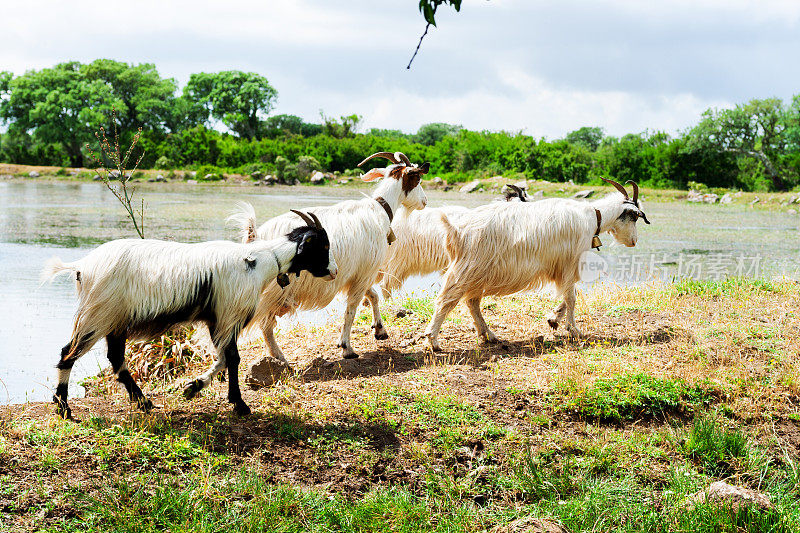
top-left (41, 210), bottom-right (337, 419)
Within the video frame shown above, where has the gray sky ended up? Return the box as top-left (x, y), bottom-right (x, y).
top-left (3, 0), bottom-right (799, 138)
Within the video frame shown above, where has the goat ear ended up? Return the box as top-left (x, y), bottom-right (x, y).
top-left (361, 168), bottom-right (385, 182)
top-left (419, 162), bottom-right (430, 174)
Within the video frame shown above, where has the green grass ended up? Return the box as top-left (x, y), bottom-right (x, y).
top-left (399, 297), bottom-right (435, 322)
top-left (682, 414), bottom-right (749, 474)
top-left (58, 470), bottom-right (488, 533)
top-left (552, 373), bottom-right (715, 422)
top-left (669, 277), bottom-right (781, 297)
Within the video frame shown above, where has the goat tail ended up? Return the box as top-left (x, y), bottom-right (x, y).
top-left (439, 212), bottom-right (463, 261)
top-left (40, 257), bottom-right (79, 285)
top-left (227, 202), bottom-right (259, 243)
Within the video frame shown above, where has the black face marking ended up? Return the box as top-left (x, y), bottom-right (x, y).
top-left (618, 210), bottom-right (639, 223)
top-left (244, 257), bottom-right (257, 270)
top-left (286, 224), bottom-right (333, 279)
top-left (276, 273), bottom-right (290, 288)
top-left (127, 273), bottom-right (216, 339)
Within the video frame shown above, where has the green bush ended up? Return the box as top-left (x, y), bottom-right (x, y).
top-left (154, 156), bottom-right (173, 170)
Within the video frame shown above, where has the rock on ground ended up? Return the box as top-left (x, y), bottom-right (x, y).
top-left (683, 481), bottom-right (773, 512)
top-left (720, 192), bottom-right (732, 204)
top-left (310, 171), bottom-right (326, 184)
top-left (493, 517), bottom-right (573, 533)
top-left (245, 356), bottom-right (291, 388)
top-left (460, 181), bottom-right (482, 193)
top-left (572, 189), bottom-right (594, 199)
top-left (28, 170), bottom-right (40, 178)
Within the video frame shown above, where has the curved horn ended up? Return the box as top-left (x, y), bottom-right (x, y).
top-left (625, 180), bottom-right (639, 205)
top-left (357, 152), bottom-right (400, 167)
top-left (290, 209), bottom-right (315, 227)
top-left (395, 152), bottom-right (412, 166)
top-left (307, 211), bottom-right (323, 229)
top-left (601, 177), bottom-right (629, 199)
top-left (505, 184), bottom-right (526, 202)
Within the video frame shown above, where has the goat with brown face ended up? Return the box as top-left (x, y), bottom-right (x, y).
top-left (232, 151), bottom-right (430, 361)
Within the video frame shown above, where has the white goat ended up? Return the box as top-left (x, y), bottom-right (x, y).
top-left (41, 210), bottom-right (336, 419)
top-left (377, 184), bottom-right (528, 298)
top-left (423, 178), bottom-right (650, 350)
top-left (236, 151), bottom-right (429, 360)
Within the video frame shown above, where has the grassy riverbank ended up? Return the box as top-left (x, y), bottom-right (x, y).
top-left (1, 279), bottom-right (799, 532)
top-left (2, 162), bottom-right (800, 213)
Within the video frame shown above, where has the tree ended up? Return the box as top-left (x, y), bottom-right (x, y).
top-left (0, 70), bottom-right (11, 95)
top-left (320, 113), bottom-right (362, 138)
top-left (81, 59), bottom-right (178, 133)
top-left (565, 126), bottom-right (604, 151)
top-left (184, 71), bottom-right (278, 139)
top-left (408, 1), bottom-right (464, 68)
top-left (415, 122), bottom-right (462, 145)
top-left (689, 98), bottom-right (790, 190)
top-left (0, 62), bottom-right (120, 166)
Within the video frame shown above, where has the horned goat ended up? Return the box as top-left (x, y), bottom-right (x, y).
top-left (41, 211), bottom-right (336, 419)
top-left (423, 178), bottom-right (650, 350)
top-left (235, 151), bottom-right (429, 360)
top-left (377, 184), bottom-right (528, 298)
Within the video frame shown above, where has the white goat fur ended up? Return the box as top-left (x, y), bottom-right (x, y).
top-left (423, 192), bottom-right (643, 349)
top-left (379, 189), bottom-right (528, 298)
top-left (42, 238), bottom-right (303, 350)
top-left (378, 205), bottom-right (468, 298)
top-left (238, 168), bottom-right (427, 360)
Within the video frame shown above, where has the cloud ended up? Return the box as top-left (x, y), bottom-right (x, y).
top-left (1, 0), bottom-right (798, 137)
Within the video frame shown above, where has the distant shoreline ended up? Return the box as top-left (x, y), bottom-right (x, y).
top-left (2, 162), bottom-right (800, 212)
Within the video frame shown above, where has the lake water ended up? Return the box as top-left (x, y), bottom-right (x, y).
top-left (1, 180), bottom-right (798, 405)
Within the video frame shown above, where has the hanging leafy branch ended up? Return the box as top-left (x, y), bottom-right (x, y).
top-left (408, 0), bottom-right (463, 69)
top-left (85, 110), bottom-right (147, 238)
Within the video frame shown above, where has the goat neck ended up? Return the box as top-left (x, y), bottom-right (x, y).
top-left (589, 193), bottom-right (627, 233)
top-left (370, 174), bottom-right (405, 219)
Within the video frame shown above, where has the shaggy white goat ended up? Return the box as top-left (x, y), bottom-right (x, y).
top-left (236, 151), bottom-right (429, 360)
top-left (423, 179), bottom-right (650, 350)
top-left (376, 184), bottom-right (528, 298)
top-left (41, 211), bottom-right (336, 419)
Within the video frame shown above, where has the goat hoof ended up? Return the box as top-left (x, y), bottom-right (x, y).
top-left (547, 318), bottom-right (559, 330)
top-left (343, 351), bottom-right (359, 360)
top-left (136, 396), bottom-right (154, 413)
top-left (233, 402), bottom-right (251, 416)
top-left (375, 331), bottom-right (389, 340)
top-left (55, 405), bottom-right (72, 420)
top-left (53, 396), bottom-right (73, 420)
top-left (183, 379), bottom-right (203, 400)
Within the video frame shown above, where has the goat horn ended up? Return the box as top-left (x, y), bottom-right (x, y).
top-left (395, 152), bottom-right (412, 166)
top-left (357, 152), bottom-right (400, 167)
top-left (307, 211), bottom-right (323, 229)
top-left (290, 209), bottom-right (315, 227)
top-left (625, 180), bottom-right (639, 205)
top-left (601, 177), bottom-right (629, 199)
top-left (505, 184), bottom-right (526, 201)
